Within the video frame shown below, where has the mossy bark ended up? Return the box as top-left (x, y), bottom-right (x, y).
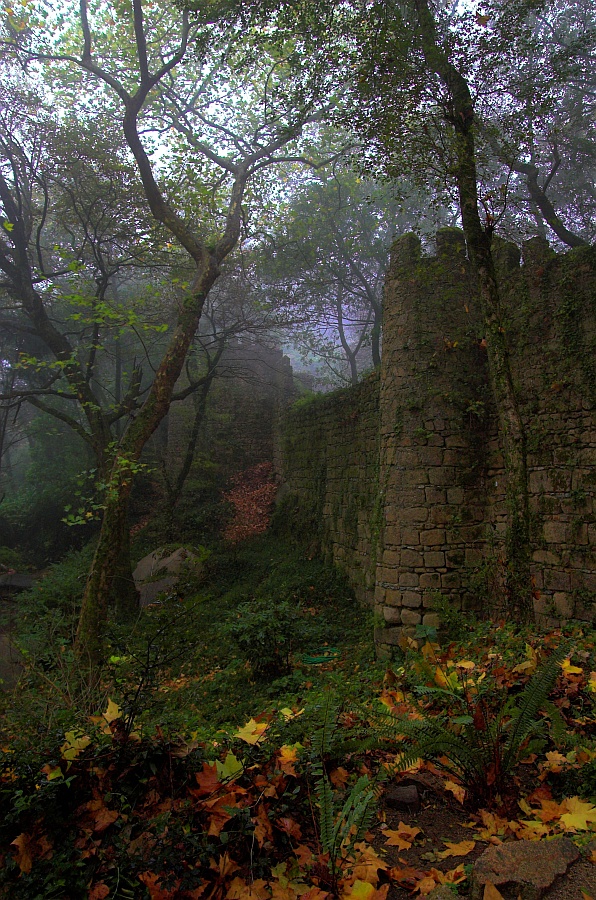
top-left (413, 0), bottom-right (532, 620)
top-left (75, 269), bottom-right (218, 672)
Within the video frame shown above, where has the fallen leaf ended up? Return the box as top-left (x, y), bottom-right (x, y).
top-left (89, 883), bottom-right (110, 900)
top-left (235, 718), bottom-right (269, 745)
top-left (278, 744), bottom-right (301, 777)
top-left (384, 823), bottom-right (421, 850)
top-left (560, 796), bottom-right (596, 831)
top-left (437, 839), bottom-right (475, 858)
top-left (560, 658), bottom-right (583, 676)
top-left (226, 877), bottom-right (270, 900)
top-left (10, 833), bottom-right (33, 874)
top-left (329, 766), bottom-right (349, 787)
top-left (444, 780), bottom-right (466, 804)
top-left (484, 884), bottom-right (505, 900)
top-left (216, 752), bottom-right (244, 782)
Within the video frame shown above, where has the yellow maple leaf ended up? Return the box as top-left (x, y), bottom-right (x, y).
top-left (512, 644), bottom-right (537, 676)
top-left (517, 820), bottom-right (551, 840)
top-left (234, 718), bottom-right (269, 745)
top-left (103, 698), bottom-right (123, 722)
top-left (280, 707), bottom-right (304, 721)
top-left (444, 780), bottom-right (466, 804)
top-left (587, 672), bottom-right (596, 693)
top-left (278, 744), bottom-right (301, 776)
top-left (348, 881), bottom-right (376, 900)
top-left (60, 730), bottom-right (91, 764)
top-left (437, 839), bottom-right (475, 858)
top-left (560, 658), bottom-right (583, 676)
top-left (560, 796), bottom-right (596, 831)
top-left (383, 823), bottom-right (420, 850)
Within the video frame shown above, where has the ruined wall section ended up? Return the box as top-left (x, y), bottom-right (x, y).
top-left (375, 232), bottom-right (596, 649)
top-left (375, 230), bottom-right (492, 648)
top-left (280, 375), bottom-right (380, 605)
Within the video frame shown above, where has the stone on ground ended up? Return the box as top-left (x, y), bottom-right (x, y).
top-left (470, 837), bottom-right (579, 900)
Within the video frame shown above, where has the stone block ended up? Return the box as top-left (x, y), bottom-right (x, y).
top-left (441, 571), bottom-right (461, 589)
top-left (402, 591), bottom-right (422, 608)
top-left (553, 593), bottom-right (575, 618)
top-left (532, 549), bottom-right (560, 565)
top-left (424, 551), bottom-right (445, 567)
top-left (399, 573), bottom-right (419, 587)
top-left (383, 606), bottom-right (402, 624)
top-left (374, 626), bottom-right (403, 645)
top-left (543, 521), bottom-right (568, 544)
top-left (399, 506), bottom-right (429, 523)
top-left (428, 467), bottom-right (455, 486)
top-left (423, 613), bottom-right (441, 629)
top-left (383, 549), bottom-right (401, 566)
top-left (385, 589), bottom-right (402, 605)
top-left (419, 572), bottom-right (441, 589)
top-left (445, 549), bottom-right (465, 567)
top-left (465, 548), bottom-right (484, 567)
top-left (401, 527), bottom-right (420, 544)
top-left (544, 569), bottom-right (571, 592)
top-left (422, 529), bottom-right (446, 546)
top-left (401, 549), bottom-right (424, 567)
top-left (401, 608), bottom-right (422, 626)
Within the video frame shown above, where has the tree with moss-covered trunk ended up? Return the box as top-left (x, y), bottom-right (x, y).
top-left (4, 0), bottom-right (326, 672)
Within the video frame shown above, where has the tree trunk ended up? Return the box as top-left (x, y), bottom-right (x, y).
top-left (75, 267), bottom-right (219, 670)
top-left (413, 0), bottom-right (532, 620)
top-left (75, 475), bottom-right (135, 674)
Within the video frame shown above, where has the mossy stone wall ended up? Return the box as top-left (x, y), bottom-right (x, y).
top-left (278, 232), bottom-right (596, 646)
top-left (280, 375), bottom-right (380, 605)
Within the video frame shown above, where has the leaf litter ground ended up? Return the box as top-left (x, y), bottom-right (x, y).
top-left (2, 519), bottom-right (596, 897)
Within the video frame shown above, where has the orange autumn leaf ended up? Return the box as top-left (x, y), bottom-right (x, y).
top-left (138, 871), bottom-right (180, 899)
top-left (276, 817), bottom-right (302, 841)
top-left (484, 883), bottom-right (505, 900)
top-left (253, 803), bottom-right (274, 848)
top-left (301, 889), bottom-right (329, 900)
top-left (226, 877), bottom-right (270, 900)
top-left (205, 794), bottom-right (234, 836)
top-left (444, 780), bottom-right (466, 804)
top-left (590, 849), bottom-right (596, 864)
top-left (194, 762), bottom-right (223, 796)
top-left (384, 822), bottom-right (421, 850)
top-left (329, 766), bottom-right (349, 787)
top-left (89, 883), bottom-right (110, 900)
top-left (10, 833), bottom-right (33, 874)
top-left (86, 798), bottom-right (119, 833)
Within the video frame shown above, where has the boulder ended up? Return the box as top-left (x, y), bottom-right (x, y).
top-left (133, 547), bottom-right (204, 607)
top-left (470, 837), bottom-right (579, 900)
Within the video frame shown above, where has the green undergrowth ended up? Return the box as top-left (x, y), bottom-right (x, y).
top-left (0, 529), bottom-right (380, 754)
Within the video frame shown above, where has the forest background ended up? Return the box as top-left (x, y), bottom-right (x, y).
top-left (0, 1), bottom-right (595, 897)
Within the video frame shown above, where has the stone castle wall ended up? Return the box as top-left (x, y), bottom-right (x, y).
top-left (279, 375), bottom-right (380, 605)
top-left (279, 231), bottom-right (596, 644)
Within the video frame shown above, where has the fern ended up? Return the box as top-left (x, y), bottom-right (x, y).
top-left (375, 642), bottom-right (570, 806)
top-left (310, 701), bottom-right (380, 894)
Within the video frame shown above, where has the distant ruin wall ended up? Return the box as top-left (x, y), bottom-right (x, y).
top-left (279, 375), bottom-right (380, 605)
top-left (279, 231), bottom-right (596, 643)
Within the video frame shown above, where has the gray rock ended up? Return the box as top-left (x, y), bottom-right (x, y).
top-left (385, 783), bottom-right (420, 813)
top-left (427, 887), bottom-right (458, 900)
top-left (470, 837), bottom-right (580, 900)
top-left (133, 547), bottom-right (204, 607)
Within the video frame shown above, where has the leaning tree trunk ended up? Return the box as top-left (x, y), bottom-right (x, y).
top-left (75, 267), bottom-right (218, 672)
top-left (413, 0), bottom-right (532, 620)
